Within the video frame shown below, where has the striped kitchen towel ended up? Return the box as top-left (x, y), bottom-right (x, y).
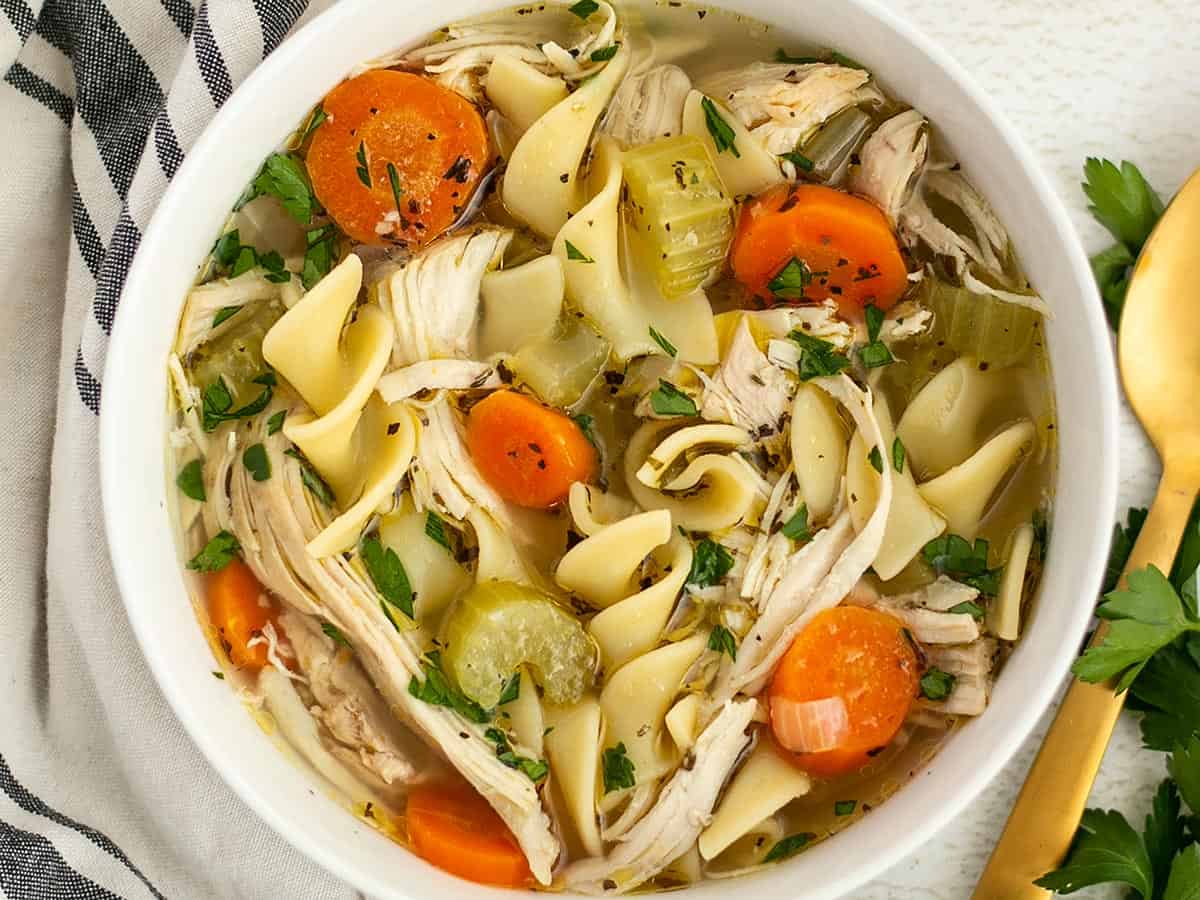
top-left (0, 0), bottom-right (363, 896)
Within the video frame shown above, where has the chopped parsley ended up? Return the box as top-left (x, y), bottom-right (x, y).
top-left (201, 375), bottom-right (274, 432)
top-left (284, 447), bottom-right (335, 506)
top-left (230, 246), bottom-right (257, 277)
top-left (242, 442), bottom-right (271, 482)
top-left (780, 150), bottom-right (815, 171)
top-left (214, 230), bottom-right (241, 268)
top-left (648, 326), bottom-right (677, 357)
top-left (602, 742), bottom-right (636, 793)
top-left (321, 622), bottom-right (352, 648)
top-left (590, 43), bottom-right (619, 62)
top-left (187, 530), bottom-right (240, 573)
top-left (564, 240), bottom-right (595, 263)
top-left (259, 250), bottom-right (290, 284)
top-left (948, 600), bottom-right (985, 621)
top-left (781, 503), bottom-right (811, 542)
top-left (834, 800), bottom-right (858, 816)
top-left (212, 305), bottom-right (242, 327)
top-left (212, 670), bottom-right (225, 680)
top-left (858, 302), bottom-right (894, 368)
top-left (650, 380), bottom-right (697, 417)
top-left (176, 458), bottom-right (206, 501)
top-left (497, 672), bottom-right (521, 706)
top-left (572, 413), bottom-right (599, 449)
top-left (787, 331), bottom-right (851, 380)
top-left (922, 534), bottom-right (1002, 596)
top-left (266, 410), bottom-right (286, 436)
top-left (700, 96), bottom-right (740, 159)
top-left (764, 832), bottom-right (816, 863)
top-left (774, 48), bottom-right (820, 64)
top-left (919, 667), bottom-right (957, 701)
top-left (829, 50), bottom-right (867, 70)
top-left (386, 161), bottom-right (404, 218)
top-left (892, 436), bottom-right (906, 473)
top-left (567, 0), bottom-right (599, 18)
top-left (708, 624), bottom-right (738, 660)
top-left (485, 728), bottom-right (549, 782)
top-left (302, 224), bottom-right (336, 290)
top-left (687, 539), bottom-right (734, 588)
top-left (297, 105), bottom-right (326, 144)
top-left (361, 535), bottom-right (414, 622)
top-left (867, 445), bottom-right (884, 473)
top-left (355, 141), bottom-right (371, 188)
top-left (408, 650), bottom-right (491, 723)
top-left (424, 511), bottom-right (452, 552)
top-left (768, 257), bottom-right (819, 299)
top-left (252, 153), bottom-right (315, 224)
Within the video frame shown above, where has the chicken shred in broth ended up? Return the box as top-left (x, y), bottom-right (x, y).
top-left (167, 0), bottom-right (1055, 891)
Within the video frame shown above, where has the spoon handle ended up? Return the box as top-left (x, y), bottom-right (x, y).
top-left (972, 463), bottom-right (1198, 899)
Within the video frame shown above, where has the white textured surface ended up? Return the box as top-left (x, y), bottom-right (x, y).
top-left (865, 0), bottom-right (1200, 896)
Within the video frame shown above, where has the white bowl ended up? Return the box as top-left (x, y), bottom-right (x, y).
top-left (100, 0), bottom-right (1119, 896)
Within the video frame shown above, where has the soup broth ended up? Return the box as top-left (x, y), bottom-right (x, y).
top-left (166, 0), bottom-right (1054, 891)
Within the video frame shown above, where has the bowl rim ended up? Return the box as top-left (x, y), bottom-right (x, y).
top-left (100, 0), bottom-right (1120, 896)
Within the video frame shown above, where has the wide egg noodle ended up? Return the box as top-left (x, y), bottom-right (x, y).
top-left (478, 255), bottom-right (565, 357)
top-left (681, 90), bottom-right (785, 199)
top-left (556, 509), bottom-right (673, 608)
top-left (789, 383), bottom-right (848, 523)
top-left (484, 54), bottom-right (569, 134)
top-left (378, 495), bottom-right (470, 621)
top-left (544, 695), bottom-right (605, 857)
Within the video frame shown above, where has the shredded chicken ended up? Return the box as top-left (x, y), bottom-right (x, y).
top-left (410, 395), bottom-right (510, 524)
top-left (564, 699), bottom-right (757, 894)
top-left (373, 229), bottom-right (511, 366)
top-left (174, 270), bottom-right (285, 358)
top-left (401, 1), bottom-right (619, 101)
top-left (849, 109), bottom-right (928, 225)
top-left (376, 359), bottom-right (500, 403)
top-left (699, 318), bottom-right (795, 445)
top-left (699, 63), bottom-right (881, 155)
top-left (605, 64), bottom-right (692, 147)
top-left (220, 422), bottom-right (560, 883)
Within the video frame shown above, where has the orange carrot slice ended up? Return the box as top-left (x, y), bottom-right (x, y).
top-left (307, 69), bottom-right (490, 247)
top-left (407, 780), bottom-right (531, 887)
top-left (731, 184), bottom-right (909, 314)
top-left (208, 559), bottom-right (276, 670)
top-left (466, 390), bottom-right (597, 509)
top-left (769, 605), bottom-right (920, 778)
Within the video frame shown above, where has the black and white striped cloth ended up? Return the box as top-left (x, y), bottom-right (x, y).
top-left (0, 0), bottom-right (365, 896)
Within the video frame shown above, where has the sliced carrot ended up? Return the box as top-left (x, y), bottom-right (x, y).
top-left (307, 69), bottom-right (490, 247)
top-left (730, 184), bottom-right (909, 314)
top-left (466, 390), bottom-right (598, 509)
top-left (769, 605), bottom-right (919, 778)
top-left (208, 559), bottom-right (274, 670)
top-left (406, 780), bottom-right (531, 887)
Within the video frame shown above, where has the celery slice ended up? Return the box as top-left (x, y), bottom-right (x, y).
top-left (622, 135), bottom-right (734, 298)
top-left (507, 314), bottom-right (611, 408)
top-left (188, 300), bottom-right (282, 405)
top-left (443, 580), bottom-right (596, 708)
top-left (921, 277), bottom-right (1040, 368)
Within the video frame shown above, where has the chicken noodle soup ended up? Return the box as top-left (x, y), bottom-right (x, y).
top-left (168, 0), bottom-right (1055, 890)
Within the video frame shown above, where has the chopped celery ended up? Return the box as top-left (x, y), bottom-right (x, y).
top-left (799, 106), bottom-right (874, 183)
top-left (507, 314), bottom-right (611, 408)
top-left (442, 580), bottom-right (596, 708)
top-left (920, 276), bottom-right (1040, 368)
top-left (622, 135), bottom-right (734, 298)
top-left (188, 299), bottom-right (282, 406)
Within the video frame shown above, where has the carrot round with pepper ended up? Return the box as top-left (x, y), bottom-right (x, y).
top-left (730, 184), bottom-right (909, 314)
top-left (406, 780), bottom-right (531, 887)
top-left (466, 390), bottom-right (597, 509)
top-left (307, 69), bottom-right (490, 247)
top-left (769, 605), bottom-right (920, 778)
top-left (208, 558), bottom-right (275, 669)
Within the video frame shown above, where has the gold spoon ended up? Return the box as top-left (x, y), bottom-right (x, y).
top-left (973, 166), bottom-right (1200, 897)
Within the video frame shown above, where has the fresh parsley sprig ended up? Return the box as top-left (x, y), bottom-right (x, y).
top-left (787, 330), bottom-right (851, 380)
top-left (408, 650), bottom-right (491, 724)
top-left (922, 534), bottom-right (1002, 596)
top-left (602, 742), bottom-right (636, 793)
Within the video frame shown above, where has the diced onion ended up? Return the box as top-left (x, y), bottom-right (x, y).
top-left (769, 695), bottom-right (848, 753)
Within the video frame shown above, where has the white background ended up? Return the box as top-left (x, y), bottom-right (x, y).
top-left (866, 0), bottom-right (1199, 895)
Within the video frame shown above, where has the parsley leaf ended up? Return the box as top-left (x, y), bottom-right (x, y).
top-left (687, 539), bottom-right (734, 588)
top-left (859, 340), bottom-right (895, 368)
top-left (187, 530), bottom-right (240, 573)
top-left (1082, 157), bottom-right (1164, 251)
top-left (408, 650), bottom-right (491, 723)
top-left (780, 150), bottom-right (814, 171)
top-left (1130, 637), bottom-right (1200, 751)
top-left (361, 536), bottom-right (414, 621)
top-left (242, 442), bottom-right (271, 482)
top-left (1106, 507), bottom-right (1149, 592)
top-left (834, 800), bottom-right (857, 816)
top-left (176, 458), bottom-right (206, 501)
top-left (386, 161), bottom-right (404, 217)
top-left (568, 0), bottom-right (598, 17)
top-left (425, 511), bottom-right (452, 552)
top-left (602, 742), bottom-right (636, 793)
top-left (781, 503), bottom-right (811, 542)
top-left (297, 105), bottom-right (326, 145)
top-left (355, 141), bottom-right (371, 188)
top-left (892, 436), bottom-right (906, 473)
top-left (1168, 736), bottom-right (1200, 832)
top-left (259, 250), bottom-right (291, 284)
top-left (284, 448), bottom-right (335, 506)
top-left (214, 230), bottom-right (241, 268)
top-left (769, 257), bottom-right (819, 298)
top-left (212, 305), bottom-right (242, 327)
top-left (201, 375), bottom-right (273, 432)
top-left (868, 446), bottom-right (884, 473)
top-left (865, 303), bottom-right (884, 342)
top-left (302, 225), bottom-right (336, 290)
top-left (1034, 808), bottom-right (1155, 897)
top-left (922, 534), bottom-right (1002, 596)
top-left (1092, 242), bottom-right (1136, 329)
top-left (590, 43), bottom-right (619, 62)
top-left (650, 380), bottom-right (697, 417)
top-left (564, 240), bottom-right (595, 263)
top-left (1074, 565), bottom-right (1200, 691)
top-left (774, 48), bottom-right (820, 64)
top-left (497, 672), bottom-right (521, 706)
top-left (1164, 845), bottom-right (1200, 900)
top-left (572, 414), bottom-right (599, 449)
top-left (485, 727), bottom-right (549, 782)
top-left (266, 410), bottom-right (286, 436)
top-left (1145, 779), bottom-right (1188, 896)
top-left (919, 667), bottom-right (956, 701)
top-left (829, 50), bottom-right (866, 70)
top-left (948, 600), bottom-right (985, 621)
top-left (764, 832), bottom-right (816, 863)
top-left (649, 326), bottom-right (677, 357)
top-left (321, 621), bottom-right (352, 648)
top-left (253, 153), bottom-right (314, 224)
top-left (700, 96), bottom-right (740, 158)
top-left (787, 330), bottom-right (851, 380)
top-left (708, 625), bottom-right (738, 660)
